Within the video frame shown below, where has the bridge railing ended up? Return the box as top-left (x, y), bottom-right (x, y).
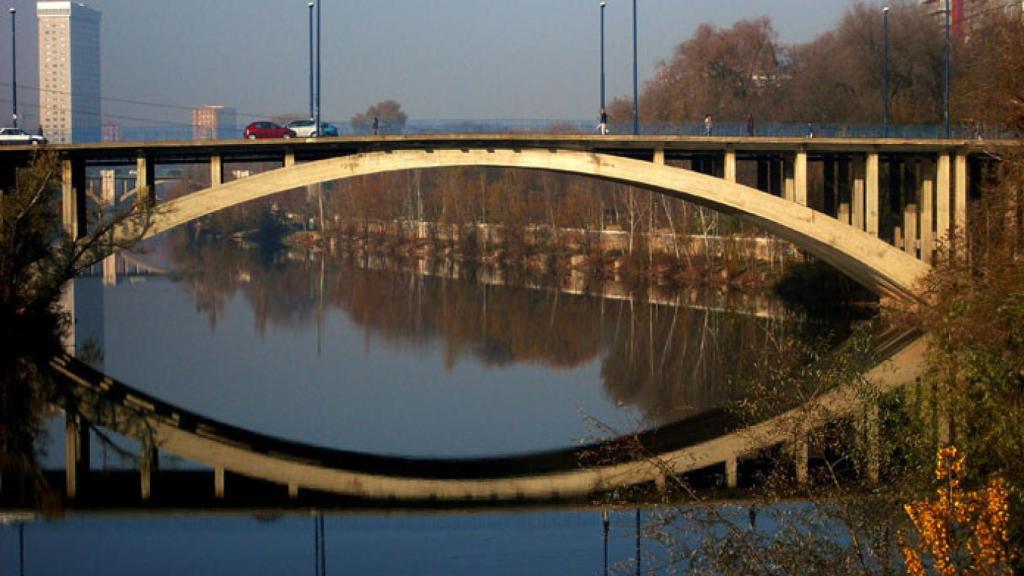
top-left (52, 120), bottom-right (1013, 143)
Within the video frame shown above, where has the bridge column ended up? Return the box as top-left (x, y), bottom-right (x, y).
top-left (756, 158), bottom-right (769, 192)
top-left (214, 466), bottom-right (225, 499)
top-left (823, 155), bottom-right (836, 216)
top-left (284, 151), bottom-right (296, 168)
top-left (61, 158), bottom-right (87, 239)
top-left (288, 482), bottom-right (299, 499)
top-left (65, 412), bottom-right (90, 500)
top-left (653, 147), bottom-right (664, 166)
top-left (210, 154), bottom-right (223, 187)
top-left (724, 150), bottom-right (736, 183)
top-left (792, 436), bottom-right (809, 485)
top-left (783, 157), bottom-right (795, 202)
top-left (136, 155), bottom-right (155, 207)
top-left (725, 457), bottom-right (738, 489)
top-left (853, 158), bottom-right (866, 230)
top-left (837, 157), bottom-right (851, 224)
top-left (140, 442), bottom-right (158, 501)
top-left (904, 204), bottom-right (919, 257)
top-left (866, 153), bottom-right (880, 237)
top-left (794, 150), bottom-right (808, 206)
top-left (920, 160), bottom-right (935, 263)
top-left (936, 153), bottom-right (952, 246)
top-left (954, 152), bottom-right (968, 255)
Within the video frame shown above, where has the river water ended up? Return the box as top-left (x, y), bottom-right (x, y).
top-left (5, 229), bottom-right (849, 575)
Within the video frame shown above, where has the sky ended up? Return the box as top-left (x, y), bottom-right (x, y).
top-left (0, 0), bottom-right (860, 128)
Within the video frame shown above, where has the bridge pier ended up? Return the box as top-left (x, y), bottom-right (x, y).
top-left (135, 154), bottom-right (155, 207)
top-left (920, 160), bottom-right (935, 263)
top-left (725, 457), bottom-right (738, 489)
top-left (65, 412), bottom-right (90, 500)
top-left (140, 441), bottom-right (158, 501)
top-left (954, 152), bottom-right (968, 255)
top-left (724, 150), bottom-right (736, 182)
top-left (210, 154), bottom-right (223, 187)
top-left (792, 437), bottom-right (809, 486)
top-left (61, 158), bottom-right (87, 239)
top-left (214, 466), bottom-right (225, 499)
top-left (866, 153), bottom-right (881, 237)
top-left (795, 150), bottom-right (808, 206)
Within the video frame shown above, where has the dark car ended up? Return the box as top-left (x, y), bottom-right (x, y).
top-left (243, 121), bottom-right (295, 140)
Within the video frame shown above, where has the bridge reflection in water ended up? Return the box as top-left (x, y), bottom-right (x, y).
top-left (46, 327), bottom-right (926, 509)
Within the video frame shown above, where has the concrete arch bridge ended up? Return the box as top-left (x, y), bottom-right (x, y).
top-left (0, 135), bottom-right (1002, 302)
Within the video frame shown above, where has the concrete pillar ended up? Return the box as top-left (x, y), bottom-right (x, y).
top-left (838, 203), bottom-right (851, 225)
top-left (288, 483), bottom-right (299, 499)
top-left (784, 157), bottom-right (795, 203)
top-left (866, 153), bottom-right (880, 237)
top-left (214, 466), bottom-right (225, 499)
top-left (793, 437), bottom-right (809, 485)
top-left (725, 457), bottom-right (738, 489)
top-left (823, 155), bottom-right (836, 215)
top-left (653, 147), bottom-right (665, 166)
top-left (937, 153), bottom-right (952, 244)
top-left (794, 150), bottom-right (808, 206)
top-left (136, 155), bottom-right (155, 207)
top-left (100, 169), bottom-right (116, 206)
top-left (756, 159), bottom-right (769, 192)
top-left (724, 150), bottom-right (736, 182)
top-left (284, 151), bottom-right (296, 168)
top-left (954, 152), bottom-right (968, 253)
top-left (837, 157), bottom-right (851, 222)
top-left (853, 158), bottom-right (866, 230)
top-left (140, 443), bottom-right (158, 501)
top-left (920, 162), bottom-right (935, 263)
top-left (904, 204), bottom-right (918, 257)
top-left (61, 159), bottom-right (87, 239)
top-left (65, 413), bottom-right (90, 500)
top-left (210, 154), bottom-right (223, 187)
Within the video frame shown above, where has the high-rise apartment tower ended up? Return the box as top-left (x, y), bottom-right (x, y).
top-left (37, 1), bottom-right (101, 143)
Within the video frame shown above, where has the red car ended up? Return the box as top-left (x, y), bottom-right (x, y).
top-left (243, 121), bottom-right (296, 139)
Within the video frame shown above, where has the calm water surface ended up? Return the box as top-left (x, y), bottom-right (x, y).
top-left (16, 231), bottom-right (846, 575)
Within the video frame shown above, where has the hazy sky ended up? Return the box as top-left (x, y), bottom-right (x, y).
top-left (0, 0), bottom-right (860, 127)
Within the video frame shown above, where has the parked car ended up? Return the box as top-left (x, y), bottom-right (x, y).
top-left (285, 119), bottom-right (338, 137)
top-left (0, 127), bottom-right (47, 145)
top-left (243, 121), bottom-right (295, 140)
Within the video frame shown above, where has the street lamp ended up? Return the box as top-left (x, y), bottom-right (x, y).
top-left (315, 0), bottom-right (322, 136)
top-left (883, 6), bottom-right (890, 138)
top-left (599, 2), bottom-right (606, 113)
top-left (943, 0), bottom-right (950, 138)
top-left (308, 2), bottom-right (314, 120)
top-left (10, 6), bottom-right (17, 128)
top-left (631, 0), bottom-right (638, 135)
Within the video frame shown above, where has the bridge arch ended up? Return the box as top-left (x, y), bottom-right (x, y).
top-left (134, 148), bottom-right (930, 302)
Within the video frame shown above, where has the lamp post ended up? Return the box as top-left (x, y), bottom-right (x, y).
top-left (883, 6), bottom-right (889, 138)
top-left (315, 0), bottom-right (322, 137)
top-left (631, 0), bottom-right (639, 135)
top-left (943, 0), bottom-right (950, 138)
top-left (308, 2), bottom-right (314, 120)
top-left (10, 6), bottom-right (17, 128)
top-left (599, 2), bottom-right (606, 113)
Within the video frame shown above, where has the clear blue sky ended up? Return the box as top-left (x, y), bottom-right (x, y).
top-left (1, 0), bottom-right (860, 126)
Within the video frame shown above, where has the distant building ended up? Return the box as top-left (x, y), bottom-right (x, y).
top-left (37, 1), bottom-right (101, 143)
top-left (192, 105), bottom-right (237, 140)
top-left (921, 0), bottom-right (1024, 38)
top-left (102, 121), bottom-right (122, 142)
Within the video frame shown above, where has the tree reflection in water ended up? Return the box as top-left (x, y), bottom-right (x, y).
top-left (166, 228), bottom-right (847, 427)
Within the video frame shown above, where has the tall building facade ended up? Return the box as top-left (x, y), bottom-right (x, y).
top-left (37, 1), bottom-right (101, 143)
top-left (192, 105), bottom-right (237, 140)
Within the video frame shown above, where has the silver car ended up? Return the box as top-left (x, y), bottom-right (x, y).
top-left (0, 127), bottom-right (47, 145)
top-left (285, 119), bottom-right (338, 138)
